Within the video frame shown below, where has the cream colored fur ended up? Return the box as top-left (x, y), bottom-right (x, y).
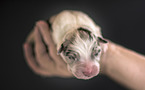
top-left (50, 10), bottom-right (102, 50)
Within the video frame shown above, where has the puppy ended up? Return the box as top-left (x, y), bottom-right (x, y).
top-left (49, 10), bottom-right (108, 79)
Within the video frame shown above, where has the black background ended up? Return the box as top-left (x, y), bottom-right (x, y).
top-left (1, 0), bottom-right (145, 90)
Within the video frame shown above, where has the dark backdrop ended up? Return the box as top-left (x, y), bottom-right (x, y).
top-left (1, 0), bottom-right (145, 90)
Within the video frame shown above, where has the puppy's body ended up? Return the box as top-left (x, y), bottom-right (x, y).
top-left (50, 10), bottom-right (107, 79)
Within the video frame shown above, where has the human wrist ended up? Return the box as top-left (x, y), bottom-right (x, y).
top-left (99, 41), bottom-right (116, 75)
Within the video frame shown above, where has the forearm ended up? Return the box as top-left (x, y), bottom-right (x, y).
top-left (101, 42), bottom-right (145, 89)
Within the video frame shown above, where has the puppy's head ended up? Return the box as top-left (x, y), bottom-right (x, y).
top-left (58, 27), bottom-right (107, 79)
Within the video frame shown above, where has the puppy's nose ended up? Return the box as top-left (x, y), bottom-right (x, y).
top-left (82, 65), bottom-right (99, 77)
top-left (83, 70), bottom-right (92, 77)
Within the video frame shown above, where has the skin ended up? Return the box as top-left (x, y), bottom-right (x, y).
top-left (23, 21), bottom-right (72, 77)
top-left (23, 21), bottom-right (145, 89)
top-left (100, 42), bottom-right (145, 90)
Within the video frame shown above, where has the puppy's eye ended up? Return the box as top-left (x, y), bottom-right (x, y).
top-left (68, 53), bottom-right (78, 61)
top-left (94, 53), bottom-right (98, 56)
top-left (93, 49), bottom-right (101, 56)
top-left (68, 56), bottom-right (74, 60)
top-left (68, 56), bottom-right (76, 60)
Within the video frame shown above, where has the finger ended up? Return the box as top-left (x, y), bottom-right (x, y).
top-left (36, 20), bottom-right (54, 46)
top-left (36, 20), bottom-right (65, 64)
top-left (34, 26), bottom-right (54, 69)
top-left (25, 30), bottom-right (35, 44)
top-left (23, 43), bottom-right (52, 76)
top-left (34, 26), bottom-right (47, 58)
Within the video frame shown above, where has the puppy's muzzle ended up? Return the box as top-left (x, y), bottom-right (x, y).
top-left (73, 63), bottom-right (99, 79)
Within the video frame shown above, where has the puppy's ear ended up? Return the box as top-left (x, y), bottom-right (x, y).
top-left (57, 44), bottom-right (64, 54)
top-left (98, 37), bottom-right (108, 43)
top-left (78, 27), bottom-right (93, 40)
top-left (57, 40), bottom-right (69, 55)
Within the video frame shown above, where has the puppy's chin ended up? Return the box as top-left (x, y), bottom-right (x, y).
top-left (74, 74), bottom-right (99, 80)
top-left (78, 76), bottom-right (95, 80)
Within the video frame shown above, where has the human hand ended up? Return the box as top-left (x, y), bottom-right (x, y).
top-left (23, 21), bottom-right (73, 78)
